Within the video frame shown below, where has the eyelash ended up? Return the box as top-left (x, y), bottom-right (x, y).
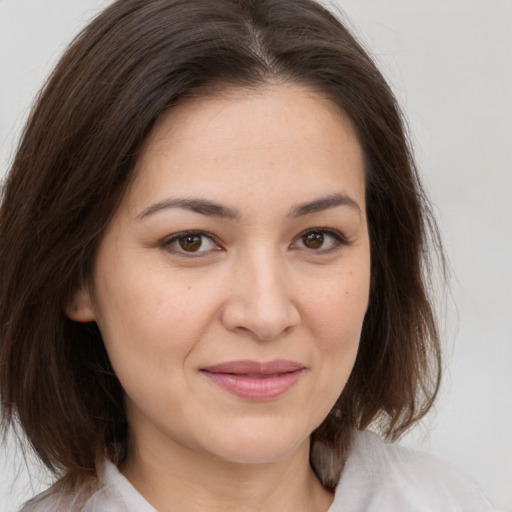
top-left (160, 228), bottom-right (349, 257)
top-left (291, 228), bottom-right (349, 253)
top-left (160, 230), bottom-right (223, 257)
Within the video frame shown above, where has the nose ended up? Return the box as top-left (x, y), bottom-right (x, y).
top-left (220, 250), bottom-right (301, 341)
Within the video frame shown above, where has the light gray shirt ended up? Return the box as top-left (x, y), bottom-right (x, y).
top-left (22, 431), bottom-right (498, 511)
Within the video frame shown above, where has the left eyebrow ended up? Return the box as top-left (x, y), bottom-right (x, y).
top-left (136, 197), bottom-right (240, 220)
top-left (288, 193), bottom-right (362, 218)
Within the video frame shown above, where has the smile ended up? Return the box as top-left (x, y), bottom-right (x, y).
top-left (200, 360), bottom-right (305, 400)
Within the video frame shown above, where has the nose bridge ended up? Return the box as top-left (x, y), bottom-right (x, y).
top-left (222, 243), bottom-right (300, 340)
top-left (246, 245), bottom-right (286, 308)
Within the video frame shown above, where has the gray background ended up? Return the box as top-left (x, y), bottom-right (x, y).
top-left (0, 1), bottom-right (510, 510)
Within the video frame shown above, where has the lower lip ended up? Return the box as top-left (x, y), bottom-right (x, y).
top-left (201, 369), bottom-right (304, 399)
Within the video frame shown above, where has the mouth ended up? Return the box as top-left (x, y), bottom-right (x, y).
top-left (200, 360), bottom-right (305, 400)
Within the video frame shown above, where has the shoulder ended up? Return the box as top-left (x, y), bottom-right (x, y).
top-left (19, 477), bottom-right (99, 512)
top-left (19, 460), bottom-right (155, 512)
top-left (329, 430), bottom-right (498, 512)
top-left (19, 485), bottom-right (91, 512)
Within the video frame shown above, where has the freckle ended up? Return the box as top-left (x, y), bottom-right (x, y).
top-left (188, 285), bottom-right (192, 291)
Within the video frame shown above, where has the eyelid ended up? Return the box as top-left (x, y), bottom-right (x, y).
top-left (291, 227), bottom-right (349, 251)
top-left (159, 227), bottom-right (349, 257)
top-left (160, 230), bottom-right (223, 256)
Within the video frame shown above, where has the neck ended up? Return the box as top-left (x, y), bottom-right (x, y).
top-left (121, 433), bottom-right (333, 512)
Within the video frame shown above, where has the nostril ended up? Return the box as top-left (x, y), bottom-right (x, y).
top-left (220, 298), bottom-right (300, 341)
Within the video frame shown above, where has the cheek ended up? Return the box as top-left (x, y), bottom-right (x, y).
top-left (92, 261), bottom-right (221, 369)
top-left (299, 264), bottom-right (370, 425)
top-left (310, 266), bottom-right (370, 351)
top-left (92, 277), bottom-right (196, 412)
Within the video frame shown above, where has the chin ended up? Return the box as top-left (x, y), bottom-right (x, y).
top-left (206, 427), bottom-right (310, 466)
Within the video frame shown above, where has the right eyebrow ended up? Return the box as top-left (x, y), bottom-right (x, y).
top-left (136, 197), bottom-right (241, 220)
top-left (288, 192), bottom-right (361, 218)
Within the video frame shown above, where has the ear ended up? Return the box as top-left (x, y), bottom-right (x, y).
top-left (65, 285), bottom-right (96, 322)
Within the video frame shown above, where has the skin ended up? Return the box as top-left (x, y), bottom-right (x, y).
top-left (68, 84), bottom-right (371, 512)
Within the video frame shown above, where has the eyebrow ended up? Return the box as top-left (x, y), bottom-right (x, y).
top-left (137, 197), bottom-right (240, 220)
top-left (137, 192), bottom-right (361, 220)
top-left (288, 193), bottom-right (361, 218)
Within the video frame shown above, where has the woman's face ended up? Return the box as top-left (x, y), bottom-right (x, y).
top-left (69, 84), bottom-right (370, 466)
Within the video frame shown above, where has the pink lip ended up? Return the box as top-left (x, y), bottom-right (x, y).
top-left (200, 360), bottom-right (305, 399)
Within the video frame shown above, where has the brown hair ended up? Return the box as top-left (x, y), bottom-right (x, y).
top-left (0, 0), bottom-right (443, 492)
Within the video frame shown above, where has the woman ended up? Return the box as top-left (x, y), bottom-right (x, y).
top-left (0, 0), bottom-right (498, 510)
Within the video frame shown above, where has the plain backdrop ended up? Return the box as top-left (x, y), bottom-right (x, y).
top-left (0, 1), bottom-right (511, 511)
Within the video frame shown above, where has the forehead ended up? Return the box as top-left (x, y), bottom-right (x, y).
top-left (142, 83), bottom-right (355, 154)
top-left (126, 84), bottom-right (365, 214)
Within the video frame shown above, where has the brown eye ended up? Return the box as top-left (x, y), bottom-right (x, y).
top-left (292, 229), bottom-right (347, 253)
top-left (178, 235), bottom-right (202, 252)
top-left (162, 231), bottom-right (220, 256)
top-left (302, 232), bottom-right (324, 249)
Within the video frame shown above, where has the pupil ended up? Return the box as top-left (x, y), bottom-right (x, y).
top-left (304, 232), bottom-right (324, 249)
top-left (179, 235), bottom-right (202, 251)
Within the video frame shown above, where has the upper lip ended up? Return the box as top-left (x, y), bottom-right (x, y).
top-left (200, 360), bottom-right (305, 375)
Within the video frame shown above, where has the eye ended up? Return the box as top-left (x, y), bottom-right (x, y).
top-left (161, 231), bottom-right (221, 256)
top-left (291, 228), bottom-right (347, 252)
